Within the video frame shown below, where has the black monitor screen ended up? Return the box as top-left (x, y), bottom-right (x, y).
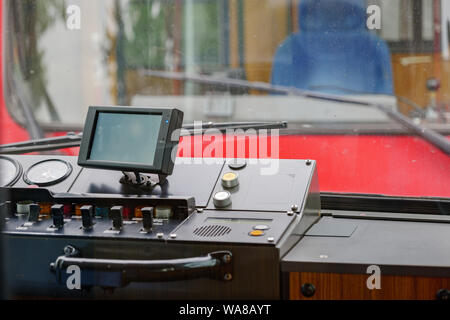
top-left (88, 112), bottom-right (162, 166)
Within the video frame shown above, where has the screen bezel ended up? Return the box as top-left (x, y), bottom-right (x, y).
top-left (78, 106), bottom-right (174, 173)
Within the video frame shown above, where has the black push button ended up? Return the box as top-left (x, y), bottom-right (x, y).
top-left (28, 204), bottom-right (40, 222)
top-left (111, 206), bottom-right (123, 230)
top-left (51, 204), bottom-right (65, 228)
top-left (81, 205), bottom-right (94, 229)
top-left (142, 207), bottom-right (154, 231)
top-left (228, 159), bottom-right (247, 170)
top-left (301, 283), bottom-right (316, 298)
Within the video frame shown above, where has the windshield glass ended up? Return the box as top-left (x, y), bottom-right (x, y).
top-left (1, 0), bottom-right (450, 198)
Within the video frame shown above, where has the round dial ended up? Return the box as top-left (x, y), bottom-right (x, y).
top-left (0, 156), bottom-right (22, 187)
top-left (24, 159), bottom-right (72, 186)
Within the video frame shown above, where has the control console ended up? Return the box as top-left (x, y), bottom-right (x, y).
top-left (0, 107), bottom-right (320, 299)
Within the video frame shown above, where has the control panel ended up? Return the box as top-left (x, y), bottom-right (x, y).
top-left (0, 155), bottom-right (320, 298)
top-left (1, 189), bottom-right (194, 241)
top-left (1, 156), bottom-right (320, 246)
top-left (0, 108), bottom-right (320, 299)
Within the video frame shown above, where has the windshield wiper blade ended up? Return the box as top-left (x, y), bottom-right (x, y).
top-left (183, 121), bottom-right (287, 136)
top-left (0, 132), bottom-right (83, 154)
top-left (142, 69), bottom-right (450, 156)
top-left (0, 121), bottom-right (287, 155)
top-left (183, 121), bottom-right (288, 131)
top-left (0, 132), bottom-right (83, 149)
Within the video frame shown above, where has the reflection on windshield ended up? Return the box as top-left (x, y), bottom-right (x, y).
top-left (4, 0), bottom-right (450, 128)
top-left (2, 0), bottom-right (450, 199)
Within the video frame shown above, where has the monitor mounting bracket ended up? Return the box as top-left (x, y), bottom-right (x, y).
top-left (120, 171), bottom-right (168, 190)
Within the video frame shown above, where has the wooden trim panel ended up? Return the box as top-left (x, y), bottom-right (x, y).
top-left (290, 272), bottom-right (450, 300)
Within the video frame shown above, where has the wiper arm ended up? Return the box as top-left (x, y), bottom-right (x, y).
top-left (142, 70), bottom-right (450, 156)
top-left (183, 121), bottom-right (287, 131)
top-left (0, 121), bottom-right (287, 155)
top-left (0, 132), bottom-right (83, 154)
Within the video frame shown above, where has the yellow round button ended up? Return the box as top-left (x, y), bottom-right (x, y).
top-left (222, 172), bottom-right (239, 188)
top-left (222, 172), bottom-right (237, 181)
top-left (249, 230), bottom-right (265, 237)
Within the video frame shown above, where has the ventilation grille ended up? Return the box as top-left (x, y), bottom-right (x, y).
top-left (193, 225), bottom-right (231, 237)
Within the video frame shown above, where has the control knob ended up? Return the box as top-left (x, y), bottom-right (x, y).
top-left (81, 205), bottom-right (94, 229)
top-left (110, 206), bottom-right (124, 230)
top-left (51, 204), bottom-right (65, 229)
top-left (141, 207), bottom-right (154, 231)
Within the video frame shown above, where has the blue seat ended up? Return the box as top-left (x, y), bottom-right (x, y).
top-left (271, 0), bottom-right (393, 95)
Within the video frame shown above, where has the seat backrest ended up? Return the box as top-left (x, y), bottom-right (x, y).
top-left (271, 0), bottom-right (393, 95)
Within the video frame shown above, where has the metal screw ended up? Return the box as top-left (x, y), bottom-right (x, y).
top-left (197, 208), bottom-right (204, 213)
top-left (291, 204), bottom-right (299, 212)
top-left (170, 233), bottom-right (177, 239)
top-left (222, 254), bottom-right (232, 264)
top-left (268, 237), bottom-right (275, 243)
top-left (224, 273), bottom-right (233, 281)
top-left (63, 245), bottom-right (77, 256)
top-left (156, 233), bottom-right (164, 238)
top-left (287, 211), bottom-right (294, 216)
top-left (306, 160), bottom-right (312, 166)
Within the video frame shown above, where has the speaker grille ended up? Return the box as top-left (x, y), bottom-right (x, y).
top-left (193, 225), bottom-right (231, 237)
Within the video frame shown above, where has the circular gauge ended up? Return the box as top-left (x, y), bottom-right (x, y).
top-left (0, 156), bottom-right (22, 187)
top-left (24, 159), bottom-right (72, 187)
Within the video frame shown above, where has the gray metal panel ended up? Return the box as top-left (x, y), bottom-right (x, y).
top-left (207, 159), bottom-right (315, 212)
top-left (292, 164), bottom-right (320, 235)
top-left (69, 160), bottom-right (224, 207)
top-left (171, 210), bottom-right (296, 245)
top-left (305, 219), bottom-right (357, 237)
top-left (282, 216), bottom-right (450, 277)
top-left (6, 155), bottom-right (82, 193)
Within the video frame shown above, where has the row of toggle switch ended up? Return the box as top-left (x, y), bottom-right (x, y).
top-left (3, 201), bottom-right (162, 233)
top-left (50, 204), bottom-right (155, 231)
top-left (12, 201), bottom-right (174, 218)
